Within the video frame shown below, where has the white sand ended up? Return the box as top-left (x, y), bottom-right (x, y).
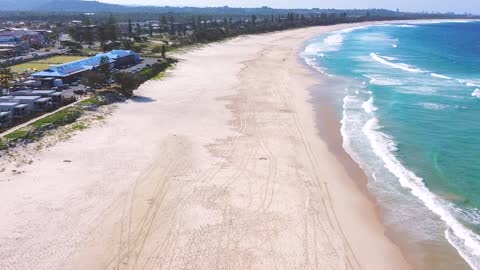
top-left (0, 23), bottom-right (412, 270)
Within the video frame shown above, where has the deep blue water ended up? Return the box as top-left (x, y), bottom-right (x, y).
top-left (303, 21), bottom-right (480, 269)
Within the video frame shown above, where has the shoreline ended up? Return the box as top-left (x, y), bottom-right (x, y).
top-left (0, 23), bottom-right (415, 269)
top-left (300, 21), bottom-right (475, 270)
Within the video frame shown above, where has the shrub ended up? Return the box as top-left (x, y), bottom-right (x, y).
top-left (151, 45), bottom-right (162, 54)
top-left (113, 72), bottom-right (139, 98)
top-left (0, 138), bottom-right (7, 150)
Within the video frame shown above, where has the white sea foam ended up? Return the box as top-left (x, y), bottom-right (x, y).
top-left (460, 79), bottom-right (480, 88)
top-left (303, 57), bottom-right (334, 78)
top-left (418, 102), bottom-right (451, 110)
top-left (303, 26), bottom-right (367, 56)
top-left (392, 44), bottom-right (398, 48)
top-left (395, 24), bottom-right (418, 28)
top-left (362, 117), bottom-right (480, 270)
top-left (338, 25), bottom-right (367, 34)
top-left (362, 97), bottom-right (378, 113)
top-left (382, 56), bottom-right (398, 61)
top-left (431, 73), bottom-right (452, 80)
top-left (304, 33), bottom-right (344, 55)
top-left (413, 19), bottom-right (479, 25)
top-left (370, 53), bottom-right (424, 73)
top-left (364, 74), bottom-right (403, 86)
top-left (472, 89), bottom-right (480, 98)
top-left (467, 82), bottom-right (480, 87)
top-left (378, 24), bottom-right (418, 28)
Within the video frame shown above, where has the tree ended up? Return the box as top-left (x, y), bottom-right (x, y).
top-left (113, 72), bottom-right (139, 98)
top-left (97, 24), bottom-right (107, 47)
top-left (81, 71), bottom-right (105, 88)
top-left (83, 17), bottom-right (94, 45)
top-left (136, 23), bottom-right (142, 36)
top-left (128, 18), bottom-right (133, 37)
top-left (161, 15), bottom-right (168, 25)
top-left (98, 56), bottom-right (110, 83)
top-left (161, 44), bottom-right (166, 59)
top-left (106, 14), bottom-right (118, 41)
top-left (149, 21), bottom-right (153, 37)
top-left (169, 16), bottom-right (175, 35)
top-left (68, 27), bottom-right (77, 41)
top-left (0, 66), bottom-right (13, 94)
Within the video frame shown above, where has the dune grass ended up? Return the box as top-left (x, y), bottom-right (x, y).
top-left (2, 107), bottom-right (83, 146)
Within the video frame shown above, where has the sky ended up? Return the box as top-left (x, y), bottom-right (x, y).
top-left (97, 0), bottom-right (480, 14)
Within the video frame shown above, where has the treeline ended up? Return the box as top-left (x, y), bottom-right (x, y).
top-left (59, 9), bottom-right (480, 51)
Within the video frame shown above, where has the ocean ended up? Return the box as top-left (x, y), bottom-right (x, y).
top-left (303, 20), bottom-right (480, 270)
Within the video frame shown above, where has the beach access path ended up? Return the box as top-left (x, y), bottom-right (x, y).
top-left (0, 23), bottom-right (412, 270)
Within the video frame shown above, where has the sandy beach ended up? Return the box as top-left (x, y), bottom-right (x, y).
top-left (0, 23), bottom-right (413, 270)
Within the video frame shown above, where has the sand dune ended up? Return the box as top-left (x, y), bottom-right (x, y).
top-left (0, 24), bottom-right (412, 270)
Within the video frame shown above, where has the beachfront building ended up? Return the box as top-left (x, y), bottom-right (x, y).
top-left (32, 50), bottom-right (141, 85)
top-left (0, 95), bottom-right (52, 114)
top-left (0, 111), bottom-right (11, 127)
top-left (0, 101), bottom-right (29, 120)
top-left (11, 90), bottom-right (63, 107)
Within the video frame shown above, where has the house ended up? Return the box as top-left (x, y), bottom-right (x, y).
top-left (13, 104), bottom-right (30, 119)
top-left (12, 90), bottom-right (63, 107)
top-left (0, 95), bottom-right (51, 113)
top-left (0, 111), bottom-right (11, 127)
top-left (32, 97), bottom-right (52, 112)
top-left (0, 48), bottom-right (16, 59)
top-left (0, 101), bottom-right (29, 119)
top-left (0, 102), bottom-right (18, 114)
top-left (0, 36), bottom-right (26, 54)
top-left (0, 28), bottom-right (49, 50)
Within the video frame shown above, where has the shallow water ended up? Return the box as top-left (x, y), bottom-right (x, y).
top-left (303, 21), bottom-right (480, 270)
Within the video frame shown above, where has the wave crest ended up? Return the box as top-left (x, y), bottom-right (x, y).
top-left (472, 89), bottom-right (480, 98)
top-left (370, 53), bottom-right (424, 73)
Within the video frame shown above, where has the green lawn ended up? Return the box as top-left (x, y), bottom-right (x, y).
top-left (11, 56), bottom-right (86, 73)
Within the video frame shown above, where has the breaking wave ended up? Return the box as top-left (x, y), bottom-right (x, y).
top-left (370, 53), bottom-right (424, 73)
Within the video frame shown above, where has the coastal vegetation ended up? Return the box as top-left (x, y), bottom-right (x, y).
top-left (2, 107), bottom-right (82, 144)
top-left (114, 58), bottom-right (177, 97)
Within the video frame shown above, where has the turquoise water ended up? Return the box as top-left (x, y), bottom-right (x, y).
top-left (303, 21), bottom-right (480, 269)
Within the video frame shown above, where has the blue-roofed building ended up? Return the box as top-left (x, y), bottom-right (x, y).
top-left (32, 50), bottom-right (141, 85)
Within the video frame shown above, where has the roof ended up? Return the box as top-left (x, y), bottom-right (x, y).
top-left (0, 102), bottom-right (19, 107)
top-left (0, 111), bottom-right (10, 117)
top-left (35, 97), bottom-right (52, 103)
top-left (15, 104), bottom-right (29, 109)
top-left (10, 96), bottom-right (42, 101)
top-left (12, 90), bottom-right (56, 96)
top-left (33, 50), bottom-right (137, 78)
